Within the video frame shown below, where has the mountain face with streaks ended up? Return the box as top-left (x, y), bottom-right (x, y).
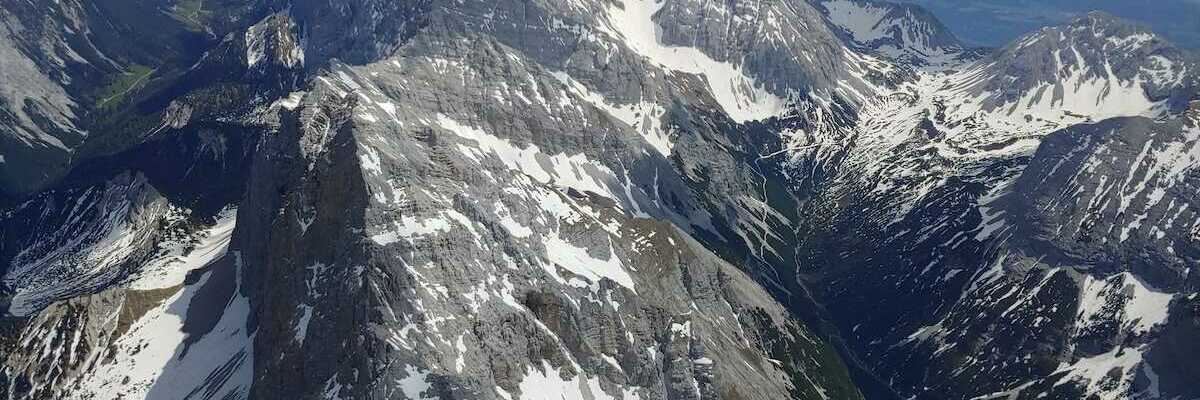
top-left (0, 0), bottom-right (271, 196)
top-left (796, 7), bottom-right (1200, 400)
top-left (1, 0), bottom-right (1197, 400)
top-left (817, 0), bottom-right (971, 66)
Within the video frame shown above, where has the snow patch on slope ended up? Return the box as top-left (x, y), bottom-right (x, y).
top-left (1076, 272), bottom-right (1174, 336)
top-left (552, 72), bottom-right (672, 157)
top-left (840, 46), bottom-right (1169, 223)
top-left (822, 0), bottom-right (891, 44)
top-left (543, 235), bottom-right (636, 293)
top-left (129, 207), bottom-right (238, 290)
top-left (1054, 346), bottom-right (1151, 400)
top-left (603, 0), bottom-right (785, 122)
top-left (822, 0), bottom-right (963, 65)
top-left (3, 176), bottom-right (166, 316)
top-left (515, 360), bottom-right (642, 400)
top-left (369, 210), bottom-right (470, 246)
top-left (437, 114), bottom-right (630, 206)
top-left (74, 253), bottom-right (254, 399)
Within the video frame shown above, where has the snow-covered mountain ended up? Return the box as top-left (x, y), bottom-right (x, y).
top-left (1, 0), bottom-right (1197, 399)
top-left (790, 8), bottom-right (1199, 400)
top-left (818, 0), bottom-right (972, 66)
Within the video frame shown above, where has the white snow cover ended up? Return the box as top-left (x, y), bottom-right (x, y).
top-left (1076, 272), bottom-right (1174, 336)
top-left (1054, 346), bottom-right (1151, 400)
top-left (130, 207), bottom-right (238, 290)
top-left (543, 235), bottom-right (636, 293)
top-left (822, 0), bottom-right (891, 44)
top-left (822, 0), bottom-right (961, 63)
top-left (848, 42), bottom-right (1166, 161)
top-left (362, 112), bottom-right (643, 293)
top-left (552, 72), bottom-right (673, 157)
top-left (294, 304), bottom-right (314, 343)
top-left (274, 90), bottom-right (306, 110)
top-left (992, 60), bottom-right (1160, 123)
top-left (369, 211), bottom-right (467, 246)
top-left (838, 42), bottom-right (1169, 224)
top-left (1117, 123), bottom-right (1200, 243)
top-left (399, 364), bottom-right (434, 399)
top-left (3, 177), bottom-right (168, 316)
top-left (437, 114), bottom-right (628, 205)
top-left (72, 253), bottom-right (254, 399)
top-left (513, 360), bottom-right (642, 400)
top-left (603, 0), bottom-right (786, 122)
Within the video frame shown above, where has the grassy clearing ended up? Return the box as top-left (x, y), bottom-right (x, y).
top-left (171, 0), bottom-right (212, 32)
top-left (95, 64), bottom-right (155, 109)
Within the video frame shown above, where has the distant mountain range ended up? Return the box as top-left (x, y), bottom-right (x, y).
top-left (893, 0), bottom-right (1200, 49)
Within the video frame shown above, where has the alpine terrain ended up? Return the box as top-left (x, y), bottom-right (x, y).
top-left (0, 0), bottom-right (1196, 399)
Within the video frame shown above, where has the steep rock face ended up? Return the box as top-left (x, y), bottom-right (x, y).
top-left (229, 15), bottom-right (863, 396)
top-left (654, 0), bottom-right (853, 95)
top-left (0, 173), bottom-right (170, 316)
top-left (0, 252), bottom-right (254, 400)
top-left (869, 108), bottom-right (1200, 398)
top-left (72, 9), bottom-right (306, 160)
top-left (1010, 113), bottom-right (1200, 287)
top-left (799, 12), bottom-right (1200, 243)
top-left (0, 171), bottom-right (241, 319)
top-left (1, 1), bottom-right (1198, 399)
top-left (971, 12), bottom-right (1199, 113)
top-left (0, 3), bottom-right (86, 195)
top-left (0, 16), bottom-right (293, 314)
top-left (282, 0), bottom-right (432, 67)
top-left (1, 0), bottom-right (869, 398)
top-left (0, 0), bottom-right (296, 198)
top-left (817, 0), bottom-right (970, 66)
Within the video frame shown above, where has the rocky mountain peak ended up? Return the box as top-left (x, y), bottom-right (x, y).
top-left (652, 0), bottom-right (854, 94)
top-left (243, 13), bottom-right (304, 71)
top-left (982, 10), bottom-right (1196, 102)
top-left (938, 8), bottom-right (1199, 126)
top-left (3, 1), bottom-right (1200, 400)
top-left (1028, 10), bottom-right (1181, 62)
top-left (282, 0), bottom-right (433, 67)
top-left (817, 0), bottom-right (968, 66)
top-left (1069, 10), bottom-right (1151, 37)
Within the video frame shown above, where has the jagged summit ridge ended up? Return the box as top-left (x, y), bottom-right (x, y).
top-left (1, 1), bottom-right (1198, 400)
top-left (818, 0), bottom-right (968, 66)
top-left (974, 10), bottom-right (1197, 109)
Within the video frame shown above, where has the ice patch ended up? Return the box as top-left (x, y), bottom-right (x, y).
top-left (399, 364), bottom-right (434, 400)
top-left (295, 304), bottom-right (314, 343)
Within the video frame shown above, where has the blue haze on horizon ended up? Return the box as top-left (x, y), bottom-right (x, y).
top-left (891, 0), bottom-right (1200, 49)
